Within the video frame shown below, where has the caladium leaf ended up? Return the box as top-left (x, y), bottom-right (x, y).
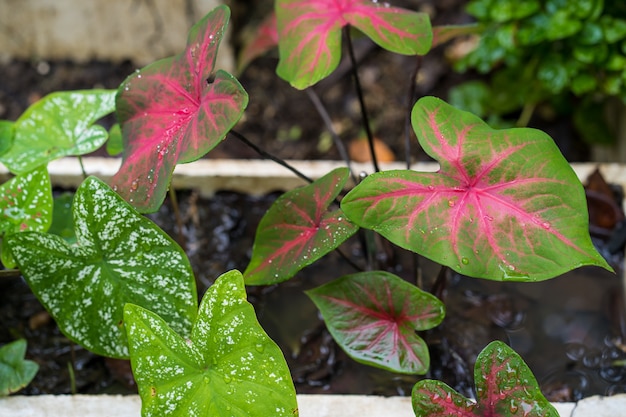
top-left (412, 340), bottom-right (559, 417)
top-left (0, 120), bottom-right (14, 157)
top-left (106, 123), bottom-right (123, 156)
top-left (244, 167), bottom-right (358, 285)
top-left (306, 271), bottom-right (444, 374)
top-left (124, 270), bottom-right (298, 417)
top-left (276, 0), bottom-right (432, 89)
top-left (7, 176), bottom-right (197, 358)
top-left (111, 5), bottom-right (248, 213)
top-left (0, 166), bottom-right (53, 268)
top-left (342, 96), bottom-right (612, 281)
top-left (238, 12), bottom-right (278, 72)
top-left (0, 339), bottom-right (39, 396)
top-left (0, 90), bottom-right (115, 174)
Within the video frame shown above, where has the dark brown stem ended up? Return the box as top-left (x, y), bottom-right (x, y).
top-left (404, 56), bottom-right (422, 169)
top-left (0, 269), bottom-right (22, 278)
top-left (229, 129), bottom-right (314, 184)
top-left (344, 26), bottom-right (379, 173)
top-left (168, 187), bottom-right (186, 249)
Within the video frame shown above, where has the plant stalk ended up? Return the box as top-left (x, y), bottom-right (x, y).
top-left (344, 26), bottom-right (379, 173)
top-left (0, 269), bottom-right (22, 278)
top-left (229, 129), bottom-right (314, 184)
top-left (305, 88), bottom-right (358, 185)
top-left (168, 186), bottom-right (186, 249)
top-left (404, 56), bottom-right (422, 170)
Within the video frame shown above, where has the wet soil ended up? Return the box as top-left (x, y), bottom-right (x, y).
top-left (1, 182), bottom-right (625, 400)
top-left (0, 0), bottom-right (621, 403)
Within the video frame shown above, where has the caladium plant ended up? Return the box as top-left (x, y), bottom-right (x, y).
top-left (0, 90), bottom-right (116, 174)
top-left (8, 176), bottom-right (197, 358)
top-left (111, 5), bottom-right (248, 213)
top-left (0, 166), bottom-right (53, 268)
top-left (275, 0), bottom-right (432, 89)
top-left (244, 167), bottom-right (358, 285)
top-left (412, 340), bottom-right (559, 417)
top-left (306, 271), bottom-right (444, 374)
top-left (124, 270), bottom-right (297, 417)
top-left (342, 96), bottom-right (612, 281)
top-left (0, 339), bottom-right (39, 397)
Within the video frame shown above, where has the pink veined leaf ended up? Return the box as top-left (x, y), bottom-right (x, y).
top-left (238, 12), bottom-right (279, 72)
top-left (276, 0), bottom-right (432, 89)
top-left (243, 167), bottom-right (359, 285)
top-left (306, 271), bottom-right (444, 374)
top-left (411, 341), bottom-right (559, 417)
top-left (342, 96), bottom-right (612, 281)
top-left (111, 5), bottom-right (248, 213)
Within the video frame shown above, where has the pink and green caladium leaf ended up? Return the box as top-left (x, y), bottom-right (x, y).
top-left (275, 0), bottom-right (432, 89)
top-left (0, 166), bottom-right (53, 268)
top-left (7, 176), bottom-right (197, 358)
top-left (342, 96), bottom-right (612, 281)
top-left (0, 90), bottom-right (115, 174)
top-left (244, 167), bottom-right (358, 285)
top-left (238, 12), bottom-right (278, 72)
top-left (124, 270), bottom-right (298, 417)
top-left (412, 340), bottom-right (559, 417)
top-left (112, 5), bottom-right (248, 213)
top-left (0, 339), bottom-right (39, 396)
top-left (306, 271), bottom-right (444, 374)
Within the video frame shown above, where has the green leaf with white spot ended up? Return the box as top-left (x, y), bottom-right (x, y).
top-left (0, 339), bottom-right (39, 396)
top-left (0, 166), bottom-right (53, 268)
top-left (0, 120), bottom-right (14, 156)
top-left (7, 176), bottom-right (197, 358)
top-left (124, 270), bottom-right (298, 417)
top-left (0, 90), bottom-right (115, 174)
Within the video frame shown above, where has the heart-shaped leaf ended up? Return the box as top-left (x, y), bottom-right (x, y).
top-left (238, 12), bottom-right (278, 72)
top-left (0, 339), bottom-right (39, 396)
top-left (412, 340), bottom-right (559, 417)
top-left (0, 90), bottom-right (115, 174)
top-left (106, 123), bottom-right (123, 156)
top-left (7, 176), bottom-right (197, 358)
top-left (0, 166), bottom-right (53, 268)
top-left (124, 270), bottom-right (298, 417)
top-left (276, 0), bottom-right (432, 89)
top-left (111, 5), bottom-right (248, 213)
top-left (0, 120), bottom-right (14, 156)
top-left (342, 96), bottom-right (612, 281)
top-left (306, 271), bottom-right (444, 374)
top-left (244, 167), bottom-right (358, 285)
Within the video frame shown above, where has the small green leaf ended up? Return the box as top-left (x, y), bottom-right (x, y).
top-left (412, 341), bottom-right (559, 417)
top-left (125, 270), bottom-right (298, 417)
top-left (0, 339), bottom-right (39, 396)
top-left (106, 124), bottom-right (123, 156)
top-left (8, 176), bottom-right (197, 358)
top-left (0, 120), bottom-right (14, 157)
top-left (307, 271), bottom-right (444, 374)
top-left (0, 90), bottom-right (115, 174)
top-left (0, 166), bottom-right (53, 268)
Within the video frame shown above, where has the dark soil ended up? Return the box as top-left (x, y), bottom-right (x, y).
top-left (0, 0), bottom-right (621, 403)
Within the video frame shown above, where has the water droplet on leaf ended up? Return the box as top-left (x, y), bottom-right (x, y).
top-left (461, 257), bottom-right (469, 265)
top-left (255, 343), bottom-right (264, 353)
top-left (448, 200), bottom-right (455, 207)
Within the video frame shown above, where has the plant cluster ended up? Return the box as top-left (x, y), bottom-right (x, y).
top-left (450, 0), bottom-right (626, 142)
top-left (0, 1), bottom-right (615, 416)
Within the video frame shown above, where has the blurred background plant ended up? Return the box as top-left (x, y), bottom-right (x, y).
top-left (449, 0), bottom-right (626, 154)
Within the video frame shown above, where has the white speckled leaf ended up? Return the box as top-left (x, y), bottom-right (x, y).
top-left (7, 176), bottom-right (197, 358)
top-left (124, 270), bottom-right (298, 417)
top-left (0, 90), bottom-right (115, 174)
top-left (0, 166), bottom-right (53, 268)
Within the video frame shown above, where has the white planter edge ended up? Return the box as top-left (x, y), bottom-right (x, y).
top-left (1, 158), bottom-right (625, 416)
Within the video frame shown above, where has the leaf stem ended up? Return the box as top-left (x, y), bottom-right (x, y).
top-left (516, 102), bottom-right (536, 127)
top-left (168, 187), bottom-right (186, 249)
top-left (229, 129), bottom-right (314, 184)
top-left (344, 26), bottom-right (379, 172)
top-left (305, 88), bottom-right (358, 185)
top-left (77, 156), bottom-right (88, 180)
top-left (405, 56), bottom-right (422, 170)
top-left (0, 269), bottom-right (22, 278)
